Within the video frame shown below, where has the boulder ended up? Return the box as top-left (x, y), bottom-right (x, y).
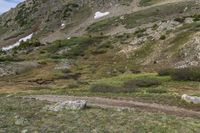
top-left (181, 94), bottom-right (200, 104)
top-left (43, 100), bottom-right (87, 112)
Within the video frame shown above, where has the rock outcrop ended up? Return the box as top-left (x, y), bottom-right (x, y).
top-left (181, 94), bottom-right (200, 104)
top-left (43, 100), bottom-right (87, 112)
top-left (0, 61), bottom-right (39, 77)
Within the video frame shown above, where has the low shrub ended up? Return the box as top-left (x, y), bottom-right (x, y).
top-left (160, 35), bottom-right (166, 40)
top-left (14, 39), bottom-right (42, 51)
top-left (193, 14), bottom-right (200, 22)
top-left (0, 55), bottom-right (22, 62)
top-left (139, 0), bottom-right (152, 6)
top-left (174, 17), bottom-right (185, 23)
top-left (68, 82), bottom-right (79, 89)
top-left (90, 84), bottom-right (137, 93)
top-left (158, 68), bottom-right (175, 76)
top-left (92, 49), bottom-right (107, 55)
top-left (158, 67), bottom-right (200, 81)
top-left (171, 67), bottom-right (200, 81)
top-left (123, 79), bottom-right (161, 88)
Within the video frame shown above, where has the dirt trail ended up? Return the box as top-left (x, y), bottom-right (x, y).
top-left (24, 95), bottom-right (200, 118)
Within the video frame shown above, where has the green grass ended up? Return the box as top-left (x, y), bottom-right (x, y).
top-left (131, 41), bottom-right (155, 61)
top-left (164, 31), bottom-right (191, 55)
top-left (43, 72), bottom-right (200, 109)
top-left (87, 17), bottom-right (119, 33)
top-left (93, 73), bottom-right (170, 87)
top-left (0, 96), bottom-right (200, 132)
top-left (87, 1), bottom-right (198, 33)
top-left (139, 0), bottom-right (162, 6)
top-left (46, 36), bottom-right (104, 59)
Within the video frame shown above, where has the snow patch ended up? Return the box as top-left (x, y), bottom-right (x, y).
top-left (94, 11), bottom-right (110, 19)
top-left (2, 33), bottom-right (33, 51)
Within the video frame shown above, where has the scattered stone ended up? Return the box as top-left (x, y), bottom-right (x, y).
top-left (120, 16), bottom-right (124, 20)
top-left (181, 94), bottom-right (200, 104)
top-left (116, 107), bottom-right (133, 112)
top-left (14, 116), bottom-right (28, 126)
top-left (184, 18), bottom-right (193, 24)
top-left (175, 32), bottom-right (200, 68)
top-left (43, 100), bottom-right (87, 112)
top-left (0, 61), bottom-right (39, 77)
top-left (54, 59), bottom-right (73, 70)
top-left (21, 129), bottom-right (28, 133)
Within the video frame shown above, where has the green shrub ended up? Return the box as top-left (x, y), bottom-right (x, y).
top-left (90, 84), bottom-right (137, 93)
top-left (193, 14), bottom-right (200, 22)
top-left (152, 24), bottom-right (158, 30)
top-left (68, 82), bottom-right (79, 89)
top-left (135, 28), bottom-right (146, 38)
top-left (174, 17), bottom-right (185, 23)
top-left (0, 55), bottom-right (22, 62)
top-left (92, 41), bottom-right (113, 55)
top-left (14, 40), bottom-right (42, 51)
top-left (158, 68), bottom-right (175, 76)
top-left (47, 36), bottom-right (103, 58)
top-left (123, 79), bottom-right (161, 88)
top-left (139, 0), bottom-right (152, 6)
top-left (87, 18), bottom-right (118, 32)
top-left (171, 67), bottom-right (200, 81)
top-left (160, 35), bottom-right (166, 40)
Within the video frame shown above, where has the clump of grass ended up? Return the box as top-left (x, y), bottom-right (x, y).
top-left (123, 79), bottom-right (161, 88)
top-left (91, 78), bottom-right (162, 93)
top-left (160, 35), bottom-right (166, 40)
top-left (0, 55), bottom-right (23, 62)
top-left (171, 67), bottom-right (200, 81)
top-left (174, 17), bottom-right (185, 23)
top-left (92, 40), bottom-right (114, 55)
top-left (139, 0), bottom-right (152, 6)
top-left (193, 14), bottom-right (200, 22)
top-left (158, 68), bottom-right (175, 76)
top-left (87, 18), bottom-right (118, 32)
top-left (158, 67), bottom-right (200, 81)
top-left (90, 84), bottom-right (137, 93)
top-left (47, 36), bottom-right (104, 58)
top-left (13, 39), bottom-right (42, 51)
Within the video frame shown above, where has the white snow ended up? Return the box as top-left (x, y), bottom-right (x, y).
top-left (2, 33), bottom-right (33, 51)
top-left (94, 11), bottom-right (110, 19)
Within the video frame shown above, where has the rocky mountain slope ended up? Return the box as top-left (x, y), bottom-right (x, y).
top-left (0, 1), bottom-right (200, 132)
top-left (0, 0), bottom-right (200, 85)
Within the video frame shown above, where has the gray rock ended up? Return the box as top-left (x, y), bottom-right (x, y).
top-left (184, 17), bottom-right (193, 24)
top-left (181, 94), bottom-right (200, 104)
top-left (14, 116), bottom-right (28, 126)
top-left (43, 100), bottom-right (87, 112)
top-left (54, 59), bottom-right (73, 70)
top-left (0, 61), bottom-right (39, 77)
top-left (21, 129), bottom-right (28, 133)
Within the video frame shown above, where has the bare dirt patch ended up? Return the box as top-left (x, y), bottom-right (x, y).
top-left (24, 95), bottom-right (200, 118)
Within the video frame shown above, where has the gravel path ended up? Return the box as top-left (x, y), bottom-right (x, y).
top-left (24, 95), bottom-right (200, 118)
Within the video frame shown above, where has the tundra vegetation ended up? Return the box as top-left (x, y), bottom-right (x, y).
top-left (0, 0), bottom-right (200, 132)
